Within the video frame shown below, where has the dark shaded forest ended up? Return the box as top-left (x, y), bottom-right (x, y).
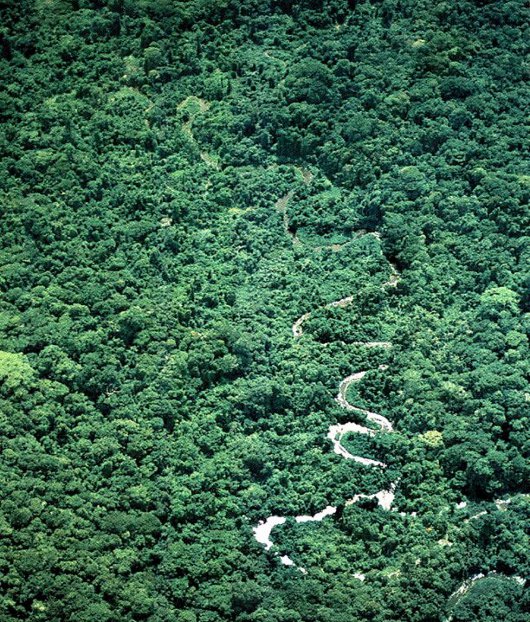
top-left (0, 1), bottom-right (528, 621)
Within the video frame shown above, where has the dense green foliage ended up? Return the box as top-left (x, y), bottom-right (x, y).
top-left (0, 1), bottom-right (529, 621)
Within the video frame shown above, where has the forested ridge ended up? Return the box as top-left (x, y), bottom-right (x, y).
top-left (0, 1), bottom-right (529, 621)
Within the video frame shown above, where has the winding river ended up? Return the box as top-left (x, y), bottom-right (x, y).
top-left (253, 172), bottom-right (526, 608)
top-left (255, 179), bottom-right (402, 574)
top-left (253, 337), bottom-right (396, 575)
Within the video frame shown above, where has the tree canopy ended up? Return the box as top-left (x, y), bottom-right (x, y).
top-left (0, 1), bottom-right (528, 621)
